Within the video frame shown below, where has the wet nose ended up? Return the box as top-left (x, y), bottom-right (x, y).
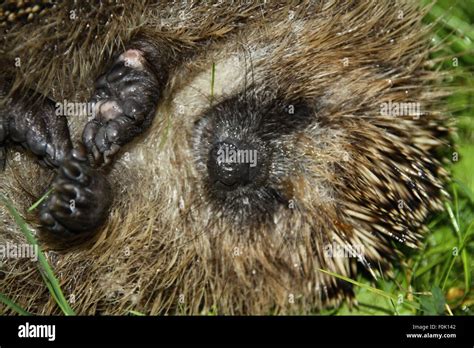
top-left (207, 140), bottom-right (258, 190)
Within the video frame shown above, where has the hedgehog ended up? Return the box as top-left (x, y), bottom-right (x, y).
top-left (0, 0), bottom-right (452, 314)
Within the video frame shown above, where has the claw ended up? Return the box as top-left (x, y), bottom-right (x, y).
top-left (54, 182), bottom-right (78, 199)
top-left (103, 144), bottom-right (121, 165)
top-left (61, 160), bottom-right (91, 186)
top-left (50, 195), bottom-right (73, 215)
top-left (61, 160), bottom-right (82, 179)
top-left (70, 147), bottom-right (88, 162)
top-left (91, 146), bottom-right (101, 165)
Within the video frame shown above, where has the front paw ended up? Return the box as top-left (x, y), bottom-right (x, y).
top-left (1, 92), bottom-right (72, 170)
top-left (83, 49), bottom-right (160, 166)
top-left (39, 148), bottom-right (112, 237)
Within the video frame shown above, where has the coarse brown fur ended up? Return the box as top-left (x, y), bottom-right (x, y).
top-left (0, 1), bottom-right (453, 314)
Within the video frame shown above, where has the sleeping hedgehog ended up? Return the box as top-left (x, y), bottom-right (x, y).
top-left (0, 0), bottom-right (451, 314)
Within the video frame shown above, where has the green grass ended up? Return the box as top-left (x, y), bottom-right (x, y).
top-left (0, 194), bottom-right (76, 315)
top-left (27, 188), bottom-right (52, 213)
top-left (0, 292), bottom-right (32, 316)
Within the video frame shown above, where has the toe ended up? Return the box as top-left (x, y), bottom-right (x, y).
top-left (26, 132), bottom-right (47, 157)
top-left (40, 210), bottom-right (55, 226)
top-left (50, 194), bottom-right (73, 213)
top-left (107, 62), bottom-right (129, 83)
top-left (60, 159), bottom-right (90, 185)
top-left (54, 181), bottom-right (80, 200)
top-left (104, 144), bottom-right (121, 165)
top-left (98, 100), bottom-right (123, 122)
top-left (94, 73), bottom-right (108, 90)
top-left (83, 120), bottom-right (100, 148)
top-left (70, 147), bottom-right (88, 162)
top-left (119, 49), bottom-right (146, 70)
top-left (94, 126), bottom-right (110, 153)
top-left (105, 121), bottom-right (121, 143)
top-left (122, 99), bottom-right (146, 122)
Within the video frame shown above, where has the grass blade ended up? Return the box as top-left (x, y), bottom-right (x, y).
top-left (444, 202), bottom-right (461, 239)
top-left (28, 188), bottom-right (53, 212)
top-left (0, 293), bottom-right (32, 316)
top-left (0, 194), bottom-right (76, 316)
top-left (318, 268), bottom-right (420, 311)
top-left (210, 62), bottom-right (216, 105)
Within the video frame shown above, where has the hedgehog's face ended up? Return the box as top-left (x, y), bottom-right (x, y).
top-left (191, 88), bottom-right (328, 226)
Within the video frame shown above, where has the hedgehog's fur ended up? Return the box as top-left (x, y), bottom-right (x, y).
top-left (0, 1), bottom-right (454, 314)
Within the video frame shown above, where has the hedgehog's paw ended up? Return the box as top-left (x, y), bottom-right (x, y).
top-left (0, 94), bottom-right (72, 169)
top-left (39, 148), bottom-right (112, 237)
top-left (83, 49), bottom-right (160, 166)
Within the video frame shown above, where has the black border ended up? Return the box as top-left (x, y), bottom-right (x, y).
top-left (0, 315), bottom-right (473, 346)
